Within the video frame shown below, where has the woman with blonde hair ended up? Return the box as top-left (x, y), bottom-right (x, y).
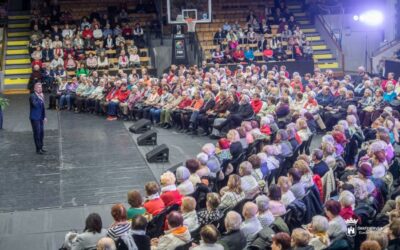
top-left (219, 174), bottom-right (245, 211)
top-left (296, 117), bottom-right (311, 142)
top-left (227, 129), bottom-right (243, 159)
top-left (294, 159), bottom-right (314, 188)
top-left (159, 171), bottom-right (183, 207)
top-left (277, 176), bottom-right (296, 206)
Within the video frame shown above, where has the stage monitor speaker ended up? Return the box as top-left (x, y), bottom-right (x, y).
top-left (137, 129), bottom-right (157, 146)
top-left (129, 119), bottom-right (151, 134)
top-left (146, 144), bottom-right (169, 163)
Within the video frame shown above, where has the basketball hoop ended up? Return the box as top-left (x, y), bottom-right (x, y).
top-left (185, 18), bottom-right (196, 33)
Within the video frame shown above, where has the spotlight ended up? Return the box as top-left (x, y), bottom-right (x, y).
top-left (357, 10), bottom-right (383, 26)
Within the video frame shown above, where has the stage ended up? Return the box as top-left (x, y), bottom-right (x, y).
top-left (0, 94), bottom-right (210, 249)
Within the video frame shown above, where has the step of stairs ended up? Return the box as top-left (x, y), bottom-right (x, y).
top-left (7, 40), bottom-right (29, 46)
top-left (6, 58), bottom-right (31, 65)
top-left (4, 13), bottom-right (32, 92)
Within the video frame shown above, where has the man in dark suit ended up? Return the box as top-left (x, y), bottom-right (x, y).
top-left (30, 82), bottom-right (47, 154)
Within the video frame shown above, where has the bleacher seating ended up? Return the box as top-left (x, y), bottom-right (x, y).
top-left (194, 0), bottom-right (340, 70)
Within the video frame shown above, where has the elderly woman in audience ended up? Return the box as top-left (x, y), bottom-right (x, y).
top-left (219, 174), bottom-right (245, 211)
top-left (268, 184), bottom-right (287, 217)
top-left (151, 211), bottom-right (191, 250)
top-left (66, 213), bottom-right (107, 250)
top-left (201, 143), bottom-right (221, 176)
top-left (192, 225), bottom-right (224, 250)
top-left (238, 161), bottom-right (260, 198)
top-left (159, 171), bottom-right (183, 207)
top-left (143, 181), bottom-right (165, 216)
top-left (338, 190), bottom-right (355, 220)
top-left (186, 158), bottom-right (201, 187)
top-left (271, 232), bottom-right (292, 250)
top-left (274, 129), bottom-right (293, 157)
top-left (175, 166), bottom-right (194, 196)
top-left (288, 168), bottom-right (306, 199)
top-left (227, 129), bottom-right (243, 159)
top-left (307, 215), bottom-right (330, 250)
top-left (181, 197), bottom-right (199, 232)
top-left (277, 176), bottom-right (296, 206)
top-left (291, 228), bottom-right (312, 250)
top-left (218, 211), bottom-right (247, 250)
top-left (196, 152), bottom-right (211, 178)
top-left (197, 193), bottom-right (222, 226)
top-left (256, 195), bottom-right (275, 228)
top-left (263, 145), bottom-right (280, 171)
top-left (107, 203), bottom-right (133, 243)
top-left (126, 190), bottom-right (146, 220)
top-left (296, 117), bottom-right (311, 142)
top-left (248, 154), bottom-right (268, 181)
top-left (324, 200), bottom-right (347, 239)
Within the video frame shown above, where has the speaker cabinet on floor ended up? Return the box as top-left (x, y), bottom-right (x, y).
top-left (137, 130), bottom-right (157, 146)
top-left (129, 119), bottom-right (151, 134)
top-left (146, 144), bottom-right (169, 163)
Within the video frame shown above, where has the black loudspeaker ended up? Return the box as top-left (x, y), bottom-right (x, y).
top-left (129, 119), bottom-right (151, 134)
top-left (137, 129), bottom-right (157, 146)
top-left (146, 144), bottom-right (169, 163)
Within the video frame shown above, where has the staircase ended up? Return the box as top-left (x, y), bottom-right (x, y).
top-left (3, 11), bottom-right (31, 93)
top-left (287, 3), bottom-right (340, 71)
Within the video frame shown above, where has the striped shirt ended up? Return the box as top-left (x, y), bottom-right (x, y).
top-left (107, 222), bottom-right (131, 241)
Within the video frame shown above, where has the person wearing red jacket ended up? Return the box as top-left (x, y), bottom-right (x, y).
top-left (82, 26), bottom-right (94, 49)
top-left (232, 47), bottom-right (245, 62)
top-left (251, 93), bottom-right (263, 114)
top-left (122, 24), bottom-right (133, 39)
top-left (172, 92), bottom-right (192, 130)
top-left (106, 82), bottom-right (130, 120)
top-left (160, 171), bottom-right (183, 207)
top-left (31, 58), bottom-right (43, 69)
top-left (381, 72), bottom-right (397, 91)
top-left (143, 181), bottom-right (165, 216)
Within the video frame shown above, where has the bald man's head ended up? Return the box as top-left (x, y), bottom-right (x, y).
top-left (242, 202), bottom-right (258, 219)
top-left (97, 237), bottom-right (116, 250)
top-left (225, 211), bottom-right (242, 231)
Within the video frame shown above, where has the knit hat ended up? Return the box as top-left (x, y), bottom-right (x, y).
top-left (332, 131), bottom-right (348, 145)
top-left (218, 138), bottom-right (231, 150)
top-left (175, 166), bottom-right (190, 182)
top-left (358, 162), bottom-right (372, 177)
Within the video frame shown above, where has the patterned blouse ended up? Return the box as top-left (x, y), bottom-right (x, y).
top-left (197, 209), bottom-right (222, 227)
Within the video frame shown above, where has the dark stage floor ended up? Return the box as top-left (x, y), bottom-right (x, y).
top-left (0, 95), bottom-right (156, 212)
top-left (0, 94), bottom-right (211, 250)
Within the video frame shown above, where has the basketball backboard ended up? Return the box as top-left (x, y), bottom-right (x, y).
top-left (167, 0), bottom-right (212, 24)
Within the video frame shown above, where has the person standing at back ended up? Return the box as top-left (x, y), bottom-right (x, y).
top-left (30, 82), bottom-right (47, 154)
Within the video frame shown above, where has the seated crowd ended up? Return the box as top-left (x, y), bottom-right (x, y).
top-left (57, 61), bottom-right (400, 250)
top-left (210, 6), bottom-right (313, 64)
top-left (28, 2), bottom-right (148, 90)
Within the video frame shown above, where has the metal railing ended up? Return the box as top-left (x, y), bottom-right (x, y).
top-left (0, 25), bottom-right (6, 71)
top-left (315, 15), bottom-right (345, 71)
top-left (373, 39), bottom-right (400, 57)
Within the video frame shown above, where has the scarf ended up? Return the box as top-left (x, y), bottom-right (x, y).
top-left (314, 232), bottom-right (330, 245)
top-left (146, 193), bottom-right (160, 201)
top-left (161, 184), bottom-right (177, 193)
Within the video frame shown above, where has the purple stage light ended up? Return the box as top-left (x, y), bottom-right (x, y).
top-left (358, 10), bottom-right (383, 26)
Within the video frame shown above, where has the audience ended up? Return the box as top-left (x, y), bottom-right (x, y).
top-left (41, 5), bottom-right (400, 250)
